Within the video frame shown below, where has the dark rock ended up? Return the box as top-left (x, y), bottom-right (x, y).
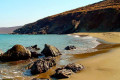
top-left (65, 63), bottom-right (84, 73)
top-left (32, 78), bottom-right (49, 80)
top-left (31, 45), bottom-right (40, 50)
top-left (31, 52), bottom-right (41, 58)
top-left (30, 57), bottom-right (56, 75)
top-left (53, 69), bottom-right (73, 79)
top-left (26, 45), bottom-right (41, 58)
top-left (65, 46), bottom-right (76, 50)
top-left (0, 44), bottom-right (31, 62)
top-left (41, 44), bottom-right (61, 57)
top-left (52, 63), bottom-right (84, 79)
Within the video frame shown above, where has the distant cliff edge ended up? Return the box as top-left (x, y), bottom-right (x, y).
top-left (13, 0), bottom-right (120, 34)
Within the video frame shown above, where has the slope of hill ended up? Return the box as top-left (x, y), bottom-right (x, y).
top-left (14, 0), bottom-right (120, 34)
top-left (0, 26), bottom-right (21, 34)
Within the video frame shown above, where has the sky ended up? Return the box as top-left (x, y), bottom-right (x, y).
top-left (0, 0), bottom-right (102, 27)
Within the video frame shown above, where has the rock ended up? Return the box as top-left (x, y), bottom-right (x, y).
top-left (26, 45), bottom-right (41, 58)
top-left (32, 78), bottom-right (49, 80)
top-left (41, 44), bottom-right (61, 57)
top-left (53, 69), bottom-right (73, 79)
top-left (65, 46), bottom-right (76, 50)
top-left (31, 52), bottom-right (41, 58)
top-left (52, 63), bottom-right (84, 79)
top-left (65, 63), bottom-right (84, 73)
top-left (31, 45), bottom-right (40, 50)
top-left (30, 57), bottom-right (56, 75)
top-left (0, 44), bottom-right (31, 62)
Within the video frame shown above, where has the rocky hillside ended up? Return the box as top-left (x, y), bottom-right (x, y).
top-left (13, 0), bottom-right (120, 34)
top-left (0, 26), bottom-right (21, 34)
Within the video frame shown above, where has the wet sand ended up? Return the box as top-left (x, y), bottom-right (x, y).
top-left (63, 32), bottom-right (120, 80)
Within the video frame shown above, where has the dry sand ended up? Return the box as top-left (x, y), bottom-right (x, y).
top-left (63, 32), bottom-right (120, 80)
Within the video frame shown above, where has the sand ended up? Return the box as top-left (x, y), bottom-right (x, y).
top-left (63, 32), bottom-right (120, 80)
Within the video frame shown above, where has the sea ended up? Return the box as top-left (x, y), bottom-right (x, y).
top-left (0, 34), bottom-right (101, 79)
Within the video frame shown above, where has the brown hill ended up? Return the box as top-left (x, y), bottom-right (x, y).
top-left (14, 0), bottom-right (120, 34)
top-left (0, 26), bottom-right (21, 34)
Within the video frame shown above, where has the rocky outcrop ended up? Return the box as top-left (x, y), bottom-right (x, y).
top-left (13, 0), bottom-right (120, 34)
top-left (26, 45), bottom-right (40, 58)
top-left (41, 44), bottom-right (61, 57)
top-left (52, 63), bottom-right (84, 79)
top-left (30, 57), bottom-right (56, 75)
top-left (65, 46), bottom-right (76, 50)
top-left (0, 45), bottom-right (31, 62)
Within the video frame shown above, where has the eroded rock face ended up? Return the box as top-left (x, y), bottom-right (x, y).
top-left (65, 46), bottom-right (76, 50)
top-left (41, 44), bottom-right (61, 57)
top-left (26, 45), bottom-right (41, 58)
top-left (30, 57), bottom-right (56, 75)
top-left (52, 63), bottom-right (84, 79)
top-left (0, 44), bottom-right (31, 62)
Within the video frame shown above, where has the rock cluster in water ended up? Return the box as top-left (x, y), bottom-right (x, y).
top-left (26, 45), bottom-right (41, 58)
top-left (29, 57), bottom-right (56, 75)
top-left (52, 63), bottom-right (84, 79)
top-left (0, 44), bottom-right (84, 79)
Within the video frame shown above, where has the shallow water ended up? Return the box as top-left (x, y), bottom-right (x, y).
top-left (0, 34), bottom-right (101, 79)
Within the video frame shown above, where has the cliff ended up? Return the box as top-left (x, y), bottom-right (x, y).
top-left (13, 0), bottom-right (120, 34)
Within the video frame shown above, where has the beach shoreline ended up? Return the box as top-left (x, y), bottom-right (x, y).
top-left (63, 32), bottom-right (120, 80)
top-left (0, 32), bottom-right (120, 80)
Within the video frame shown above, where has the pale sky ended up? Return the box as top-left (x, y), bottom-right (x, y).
top-left (0, 0), bottom-right (102, 27)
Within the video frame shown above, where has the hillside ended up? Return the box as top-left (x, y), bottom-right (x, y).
top-left (13, 0), bottom-right (120, 34)
top-left (0, 26), bottom-right (21, 34)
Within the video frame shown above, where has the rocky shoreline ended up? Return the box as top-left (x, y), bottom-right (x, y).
top-left (0, 34), bottom-right (119, 80)
top-left (0, 44), bottom-right (84, 80)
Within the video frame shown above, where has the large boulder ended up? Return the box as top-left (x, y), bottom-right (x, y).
top-left (65, 46), bottom-right (76, 50)
top-left (52, 63), bottom-right (84, 79)
top-left (65, 63), bottom-right (84, 73)
top-left (26, 45), bottom-right (41, 58)
top-left (0, 44), bottom-right (31, 62)
top-left (41, 44), bottom-right (61, 57)
top-left (52, 68), bottom-right (73, 79)
top-left (30, 57), bottom-right (56, 75)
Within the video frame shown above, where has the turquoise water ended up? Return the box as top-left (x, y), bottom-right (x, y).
top-left (0, 34), bottom-right (100, 53)
top-left (0, 34), bottom-right (101, 79)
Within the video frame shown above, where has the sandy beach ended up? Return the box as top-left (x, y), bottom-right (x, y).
top-left (63, 32), bottom-right (120, 80)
